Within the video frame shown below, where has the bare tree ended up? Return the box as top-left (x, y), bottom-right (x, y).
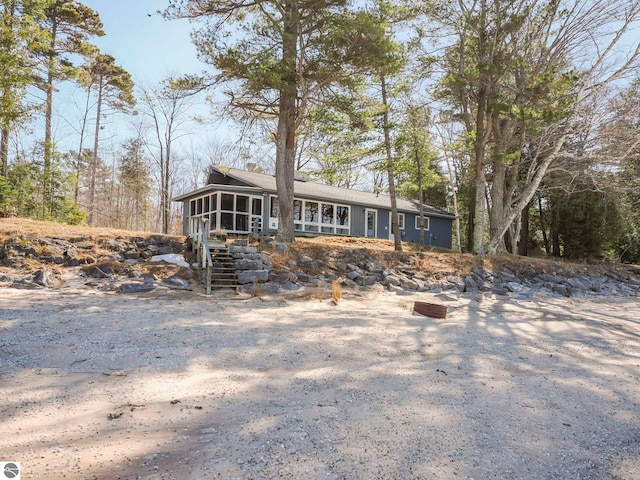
top-left (139, 77), bottom-right (200, 234)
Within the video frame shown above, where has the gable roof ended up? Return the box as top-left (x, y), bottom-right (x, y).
top-left (174, 165), bottom-right (455, 219)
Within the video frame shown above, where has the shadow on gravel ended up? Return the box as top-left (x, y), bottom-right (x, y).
top-left (1, 291), bottom-right (639, 479)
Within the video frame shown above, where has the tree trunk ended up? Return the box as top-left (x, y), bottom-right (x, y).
top-left (538, 194), bottom-right (551, 256)
top-left (381, 75), bottom-right (402, 252)
top-left (43, 13), bottom-right (58, 219)
top-left (1, 128), bottom-right (8, 177)
top-left (75, 87), bottom-right (92, 203)
top-left (489, 157), bottom-right (506, 253)
top-left (163, 134), bottom-right (171, 233)
top-left (416, 146), bottom-right (425, 245)
top-left (517, 202), bottom-right (530, 256)
top-left (274, 1), bottom-right (298, 243)
top-left (88, 78), bottom-right (103, 225)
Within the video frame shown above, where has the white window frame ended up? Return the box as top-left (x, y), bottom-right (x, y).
top-left (270, 195), bottom-right (351, 235)
top-left (415, 215), bottom-right (430, 231)
top-left (188, 191), bottom-right (263, 235)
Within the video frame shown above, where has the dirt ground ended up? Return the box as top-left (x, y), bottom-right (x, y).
top-left (1, 285), bottom-right (640, 480)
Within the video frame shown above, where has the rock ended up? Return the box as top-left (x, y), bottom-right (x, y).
top-left (347, 270), bottom-right (362, 281)
top-left (2, 255), bottom-right (26, 267)
top-left (0, 274), bottom-right (14, 283)
top-left (169, 241), bottom-right (188, 252)
top-left (500, 272), bottom-right (522, 284)
top-left (402, 278), bottom-right (420, 290)
top-left (123, 250), bottom-right (140, 259)
top-left (229, 245), bottom-right (258, 255)
top-left (566, 277), bottom-right (589, 290)
top-left (150, 254), bottom-right (189, 268)
top-left (273, 243), bottom-right (288, 253)
top-left (163, 276), bottom-right (190, 289)
top-left (464, 276), bottom-right (479, 293)
top-left (382, 275), bottom-right (401, 287)
top-left (147, 235), bottom-right (170, 245)
top-left (237, 270), bottom-right (269, 284)
top-left (506, 282), bottom-right (525, 293)
top-left (357, 275), bottom-right (379, 286)
top-left (270, 271), bottom-right (292, 283)
top-left (299, 255), bottom-right (313, 266)
top-left (282, 280), bottom-right (300, 291)
top-left (37, 254), bottom-right (65, 264)
top-left (157, 245), bottom-right (174, 255)
top-left (101, 239), bottom-right (126, 251)
top-left (85, 265), bottom-right (114, 279)
top-left (492, 285), bottom-right (510, 295)
top-left (33, 269), bottom-right (52, 287)
top-left (11, 279), bottom-right (40, 289)
top-left (472, 267), bottom-right (492, 280)
top-left (447, 276), bottom-right (466, 292)
top-left (120, 283), bottom-right (156, 293)
top-left (295, 272), bottom-right (315, 284)
top-left (235, 259), bottom-right (263, 270)
top-left (125, 269), bottom-right (142, 279)
top-left (536, 272), bottom-right (563, 284)
top-left (142, 274), bottom-right (157, 283)
top-left (552, 284), bottom-right (569, 296)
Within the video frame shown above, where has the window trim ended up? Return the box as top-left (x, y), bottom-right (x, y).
top-left (269, 195), bottom-right (351, 235)
top-left (415, 215), bottom-right (430, 231)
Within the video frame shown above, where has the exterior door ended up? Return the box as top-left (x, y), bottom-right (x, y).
top-left (365, 209), bottom-right (377, 238)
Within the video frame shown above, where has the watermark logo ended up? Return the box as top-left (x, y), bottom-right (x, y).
top-left (0, 462), bottom-right (20, 480)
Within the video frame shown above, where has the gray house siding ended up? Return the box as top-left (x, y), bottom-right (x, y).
top-left (401, 213), bottom-right (452, 249)
top-left (174, 166), bottom-right (455, 249)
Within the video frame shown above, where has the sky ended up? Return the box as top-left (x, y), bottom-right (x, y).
top-left (82, 0), bottom-right (209, 85)
top-left (50, 1), bottom-right (238, 165)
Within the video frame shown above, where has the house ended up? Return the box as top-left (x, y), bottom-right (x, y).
top-left (172, 165), bottom-right (456, 249)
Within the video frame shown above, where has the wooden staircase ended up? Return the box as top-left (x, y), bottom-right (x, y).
top-left (208, 246), bottom-right (240, 290)
top-left (193, 218), bottom-right (239, 293)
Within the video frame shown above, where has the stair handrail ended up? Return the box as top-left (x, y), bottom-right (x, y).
top-left (199, 216), bottom-right (213, 269)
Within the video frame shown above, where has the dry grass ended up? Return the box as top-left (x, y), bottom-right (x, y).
top-left (332, 280), bottom-right (342, 304)
top-left (0, 218), bottom-right (185, 242)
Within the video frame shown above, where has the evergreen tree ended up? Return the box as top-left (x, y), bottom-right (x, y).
top-left (83, 53), bottom-right (135, 225)
top-left (37, 0), bottom-right (103, 217)
top-left (165, 0), bottom-right (394, 242)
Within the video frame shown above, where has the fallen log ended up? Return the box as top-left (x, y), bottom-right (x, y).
top-left (413, 301), bottom-right (447, 319)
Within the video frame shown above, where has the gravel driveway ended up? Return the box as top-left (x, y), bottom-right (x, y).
top-left (1, 287), bottom-right (639, 479)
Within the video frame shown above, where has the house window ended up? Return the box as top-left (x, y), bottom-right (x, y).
top-left (293, 200), bottom-right (302, 221)
top-left (305, 202), bottom-right (318, 223)
top-left (398, 213), bottom-right (405, 229)
top-left (270, 197), bottom-right (279, 218)
top-left (337, 206), bottom-right (349, 227)
top-left (265, 196), bottom-right (350, 235)
top-left (236, 195), bottom-right (249, 213)
top-left (221, 193), bottom-right (234, 211)
top-left (321, 204), bottom-right (334, 224)
top-left (188, 191), bottom-right (263, 234)
top-left (415, 216), bottom-right (430, 231)
top-left (220, 212), bottom-right (234, 230)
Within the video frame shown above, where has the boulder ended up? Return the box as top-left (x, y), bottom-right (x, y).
top-left (163, 276), bottom-right (190, 289)
top-left (237, 269), bottom-right (269, 284)
top-left (120, 283), bottom-right (156, 294)
top-left (85, 265), bottom-right (114, 279)
top-left (33, 269), bottom-right (52, 287)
